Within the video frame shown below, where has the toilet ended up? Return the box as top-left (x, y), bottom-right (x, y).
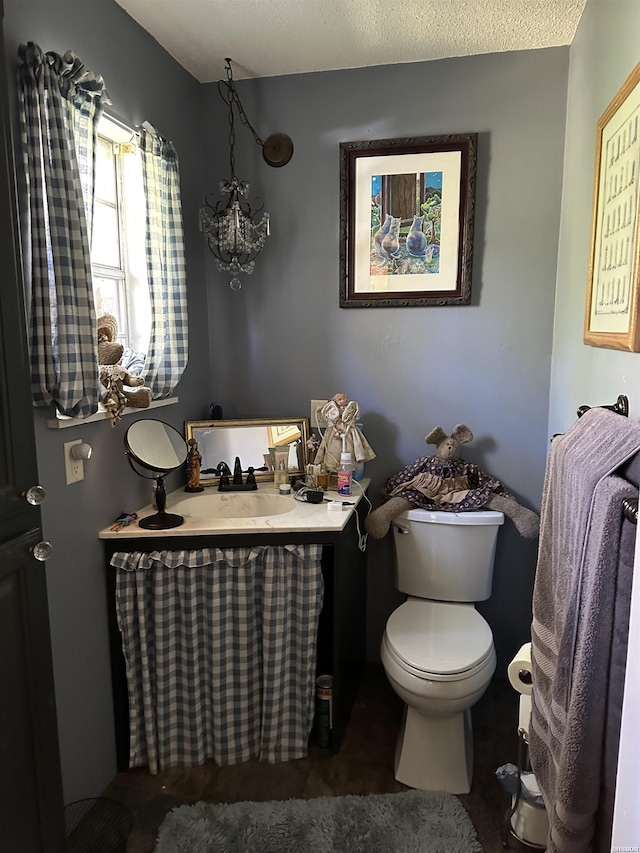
top-left (380, 506), bottom-right (504, 794)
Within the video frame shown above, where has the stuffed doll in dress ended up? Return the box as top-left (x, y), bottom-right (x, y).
top-left (365, 423), bottom-right (539, 539)
top-left (313, 393), bottom-right (376, 472)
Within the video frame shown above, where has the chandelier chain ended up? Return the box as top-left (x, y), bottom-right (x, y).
top-left (203, 57), bottom-right (277, 289)
top-left (220, 58), bottom-right (263, 177)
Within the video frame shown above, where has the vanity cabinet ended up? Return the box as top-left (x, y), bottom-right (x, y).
top-left (103, 504), bottom-right (368, 771)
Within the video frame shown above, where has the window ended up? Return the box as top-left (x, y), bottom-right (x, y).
top-left (18, 44), bottom-right (188, 421)
top-left (91, 115), bottom-right (151, 362)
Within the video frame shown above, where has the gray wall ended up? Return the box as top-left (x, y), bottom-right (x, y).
top-left (203, 49), bottom-right (569, 671)
top-left (547, 0), bottom-right (640, 842)
top-left (4, 0), bottom-right (210, 802)
top-left (549, 0), bottom-right (640, 430)
top-left (4, 0), bottom-right (573, 807)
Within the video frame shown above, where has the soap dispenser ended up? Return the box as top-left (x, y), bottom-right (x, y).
top-left (274, 459), bottom-right (289, 488)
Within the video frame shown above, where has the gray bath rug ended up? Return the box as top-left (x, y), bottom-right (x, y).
top-left (154, 789), bottom-right (482, 852)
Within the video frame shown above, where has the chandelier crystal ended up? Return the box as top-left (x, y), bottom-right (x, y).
top-left (201, 177), bottom-right (270, 290)
top-left (200, 58), bottom-right (292, 290)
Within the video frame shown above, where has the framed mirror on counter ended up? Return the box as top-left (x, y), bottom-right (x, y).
top-left (184, 418), bottom-right (309, 487)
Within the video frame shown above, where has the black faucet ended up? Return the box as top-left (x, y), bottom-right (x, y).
top-left (216, 457), bottom-right (258, 491)
top-left (215, 461), bottom-right (231, 487)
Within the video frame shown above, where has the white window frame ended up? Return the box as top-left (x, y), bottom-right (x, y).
top-left (92, 114), bottom-right (151, 358)
top-left (48, 114), bottom-right (179, 427)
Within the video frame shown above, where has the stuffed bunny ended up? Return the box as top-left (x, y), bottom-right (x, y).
top-left (365, 424), bottom-right (539, 540)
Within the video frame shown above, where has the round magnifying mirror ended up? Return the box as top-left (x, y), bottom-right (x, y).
top-left (124, 420), bottom-right (188, 530)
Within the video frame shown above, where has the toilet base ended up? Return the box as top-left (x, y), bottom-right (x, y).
top-left (394, 705), bottom-right (474, 794)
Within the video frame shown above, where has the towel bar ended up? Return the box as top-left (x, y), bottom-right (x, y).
top-left (576, 394), bottom-right (629, 419)
top-left (568, 397), bottom-right (637, 525)
top-left (622, 497), bottom-right (638, 524)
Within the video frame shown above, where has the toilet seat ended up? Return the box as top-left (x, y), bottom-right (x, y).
top-left (385, 599), bottom-right (494, 682)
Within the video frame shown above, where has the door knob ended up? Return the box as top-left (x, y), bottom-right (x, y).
top-left (24, 485), bottom-right (47, 505)
top-left (32, 541), bottom-right (53, 561)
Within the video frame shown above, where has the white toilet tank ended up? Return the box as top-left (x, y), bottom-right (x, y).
top-left (392, 508), bottom-right (504, 602)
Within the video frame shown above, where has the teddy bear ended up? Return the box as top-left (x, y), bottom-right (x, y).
top-left (364, 423), bottom-right (540, 540)
top-left (97, 314), bottom-right (151, 426)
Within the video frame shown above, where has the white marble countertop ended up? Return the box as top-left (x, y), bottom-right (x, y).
top-left (98, 479), bottom-right (370, 539)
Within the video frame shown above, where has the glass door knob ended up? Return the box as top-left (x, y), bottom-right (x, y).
top-left (32, 541), bottom-right (53, 561)
top-left (24, 485), bottom-right (47, 505)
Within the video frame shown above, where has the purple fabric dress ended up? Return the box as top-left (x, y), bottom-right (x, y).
top-left (381, 455), bottom-right (509, 512)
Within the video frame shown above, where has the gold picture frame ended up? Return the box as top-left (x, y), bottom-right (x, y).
top-left (184, 418), bottom-right (308, 487)
top-left (584, 60), bottom-right (640, 351)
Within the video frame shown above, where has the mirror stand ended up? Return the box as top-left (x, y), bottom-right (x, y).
top-left (140, 476), bottom-right (184, 530)
top-left (124, 420), bottom-right (188, 530)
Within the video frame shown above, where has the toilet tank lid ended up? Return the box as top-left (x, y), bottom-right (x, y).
top-left (386, 600), bottom-right (494, 675)
top-left (401, 508), bottom-right (504, 525)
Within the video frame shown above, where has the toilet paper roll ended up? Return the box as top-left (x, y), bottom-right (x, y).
top-left (507, 643), bottom-right (533, 695)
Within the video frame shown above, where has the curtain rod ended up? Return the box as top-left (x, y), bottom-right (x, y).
top-left (102, 110), bottom-right (140, 139)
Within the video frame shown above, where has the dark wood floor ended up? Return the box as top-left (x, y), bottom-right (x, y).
top-left (102, 666), bottom-right (527, 852)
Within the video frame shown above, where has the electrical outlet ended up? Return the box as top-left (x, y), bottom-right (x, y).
top-left (64, 439), bottom-right (84, 484)
top-left (310, 399), bottom-right (329, 430)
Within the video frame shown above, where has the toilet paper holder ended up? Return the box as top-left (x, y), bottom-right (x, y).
top-left (518, 669), bottom-right (532, 686)
top-left (503, 644), bottom-right (548, 849)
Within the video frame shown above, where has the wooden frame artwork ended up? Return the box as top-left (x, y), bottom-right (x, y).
top-left (584, 61), bottom-right (640, 351)
top-left (339, 133), bottom-right (477, 307)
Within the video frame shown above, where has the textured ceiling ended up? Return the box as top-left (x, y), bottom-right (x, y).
top-left (113, 0), bottom-right (587, 83)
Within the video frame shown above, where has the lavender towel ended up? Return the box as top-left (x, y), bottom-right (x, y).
top-left (594, 510), bottom-right (637, 851)
top-left (530, 408), bottom-right (640, 853)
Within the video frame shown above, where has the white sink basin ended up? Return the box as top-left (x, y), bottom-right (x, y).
top-left (172, 491), bottom-right (297, 519)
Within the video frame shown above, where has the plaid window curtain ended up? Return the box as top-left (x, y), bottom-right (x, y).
top-left (112, 545), bottom-right (324, 774)
top-left (138, 122), bottom-right (188, 398)
top-left (17, 42), bottom-right (108, 417)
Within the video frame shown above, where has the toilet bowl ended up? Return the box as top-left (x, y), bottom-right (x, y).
top-left (381, 507), bottom-right (504, 794)
top-left (381, 597), bottom-right (496, 794)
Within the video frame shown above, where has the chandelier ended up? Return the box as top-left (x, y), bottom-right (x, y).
top-left (200, 58), bottom-right (293, 290)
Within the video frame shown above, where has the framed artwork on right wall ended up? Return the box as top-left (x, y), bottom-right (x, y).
top-left (584, 60), bottom-right (640, 351)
